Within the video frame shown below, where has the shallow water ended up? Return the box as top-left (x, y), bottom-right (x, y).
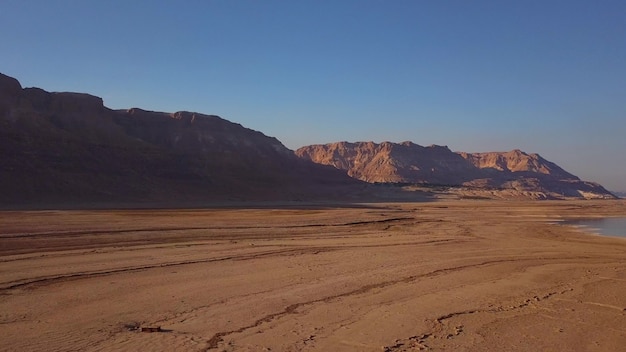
top-left (564, 217), bottom-right (626, 238)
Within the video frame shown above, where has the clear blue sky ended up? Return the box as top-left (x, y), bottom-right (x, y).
top-left (2, 0), bottom-right (625, 191)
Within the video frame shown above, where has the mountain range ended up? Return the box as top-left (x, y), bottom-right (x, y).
top-left (296, 141), bottom-right (614, 199)
top-left (0, 72), bottom-right (616, 206)
top-left (0, 72), bottom-right (359, 205)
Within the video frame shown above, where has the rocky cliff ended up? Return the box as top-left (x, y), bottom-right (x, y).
top-left (2, 72), bottom-right (616, 204)
top-left (0, 73), bottom-right (359, 205)
top-left (296, 141), bottom-right (615, 199)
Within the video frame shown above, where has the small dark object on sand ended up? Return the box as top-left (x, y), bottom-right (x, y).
top-left (140, 326), bottom-right (163, 332)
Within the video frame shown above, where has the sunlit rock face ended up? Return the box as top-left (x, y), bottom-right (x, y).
top-left (297, 141), bottom-right (616, 199)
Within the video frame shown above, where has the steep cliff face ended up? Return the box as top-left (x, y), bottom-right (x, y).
top-left (296, 141), bottom-right (615, 199)
top-left (297, 141), bottom-right (479, 184)
top-left (116, 109), bottom-right (292, 157)
top-left (458, 150), bottom-right (577, 179)
top-left (0, 73), bottom-right (22, 111)
top-left (0, 73), bottom-right (358, 205)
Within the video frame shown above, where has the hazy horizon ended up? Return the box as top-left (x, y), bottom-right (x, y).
top-left (2, 0), bottom-right (625, 191)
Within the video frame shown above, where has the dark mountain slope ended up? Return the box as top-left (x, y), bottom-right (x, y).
top-left (0, 73), bottom-right (358, 205)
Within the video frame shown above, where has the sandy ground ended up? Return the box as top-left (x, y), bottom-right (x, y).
top-left (1, 200), bottom-right (625, 352)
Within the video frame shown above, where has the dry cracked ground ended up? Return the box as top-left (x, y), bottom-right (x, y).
top-left (1, 200), bottom-right (625, 351)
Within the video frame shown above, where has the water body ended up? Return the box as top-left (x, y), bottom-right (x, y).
top-left (563, 217), bottom-right (626, 238)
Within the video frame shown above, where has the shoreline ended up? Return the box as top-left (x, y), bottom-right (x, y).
top-left (557, 217), bottom-right (626, 239)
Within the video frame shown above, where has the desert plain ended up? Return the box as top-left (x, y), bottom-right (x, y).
top-left (1, 200), bottom-right (625, 352)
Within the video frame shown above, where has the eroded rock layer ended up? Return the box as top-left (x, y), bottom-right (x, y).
top-left (296, 141), bottom-right (615, 199)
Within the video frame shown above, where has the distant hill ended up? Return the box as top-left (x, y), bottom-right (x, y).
top-left (0, 72), bottom-right (360, 206)
top-left (296, 141), bottom-right (616, 200)
top-left (612, 191), bottom-right (626, 199)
